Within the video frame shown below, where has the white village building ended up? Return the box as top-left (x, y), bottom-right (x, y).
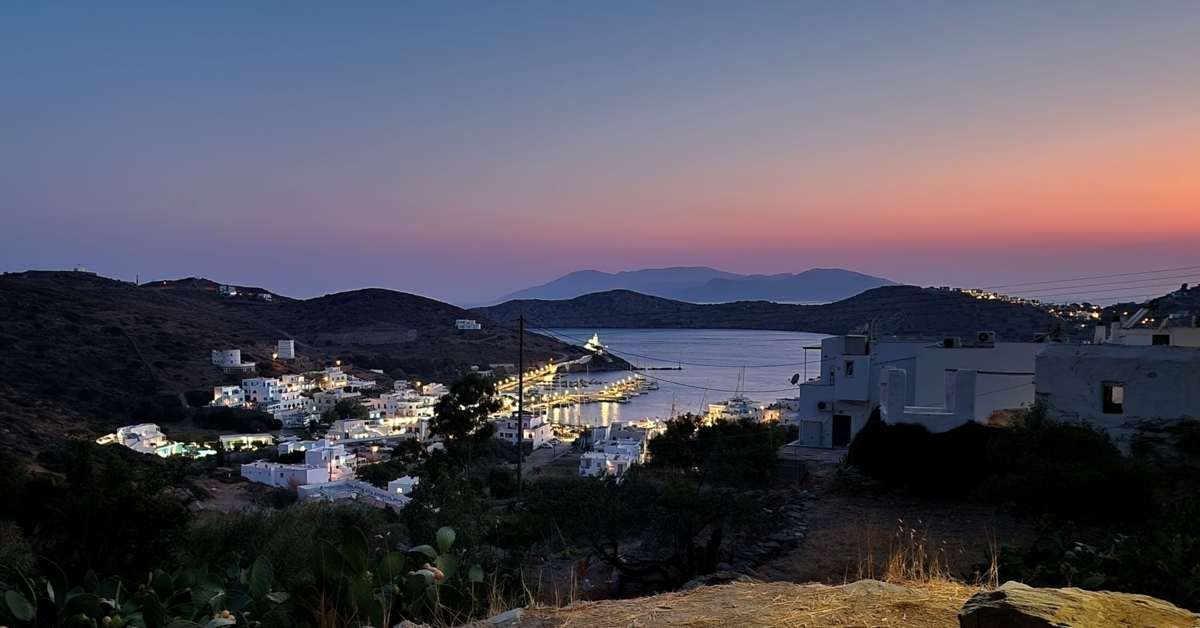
top-left (240, 439), bottom-right (356, 488)
top-left (788, 334), bottom-right (1041, 448)
top-left (1035, 342), bottom-right (1200, 454)
top-left (496, 412), bottom-right (553, 450)
top-left (211, 385), bottom-right (245, 407)
top-left (455, 319), bottom-right (482, 330)
top-left (212, 348), bottom-right (256, 374)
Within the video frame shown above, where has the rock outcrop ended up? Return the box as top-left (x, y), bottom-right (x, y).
top-left (959, 581), bottom-right (1200, 628)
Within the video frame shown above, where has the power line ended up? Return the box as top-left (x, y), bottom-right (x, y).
top-left (981, 264), bottom-right (1200, 291)
top-left (1005, 273), bottom-right (1200, 297)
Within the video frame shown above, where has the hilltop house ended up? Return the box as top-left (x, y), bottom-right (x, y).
top-left (1036, 342), bottom-right (1200, 454)
top-left (787, 334), bottom-right (1039, 448)
top-left (211, 348), bottom-right (256, 374)
top-left (455, 319), bottom-right (482, 330)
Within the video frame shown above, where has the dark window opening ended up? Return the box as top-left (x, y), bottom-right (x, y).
top-left (1152, 334), bottom-right (1170, 346)
top-left (844, 360), bottom-right (855, 377)
top-left (1103, 383), bottom-right (1124, 414)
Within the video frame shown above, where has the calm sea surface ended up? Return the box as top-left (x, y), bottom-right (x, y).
top-left (535, 328), bottom-right (829, 427)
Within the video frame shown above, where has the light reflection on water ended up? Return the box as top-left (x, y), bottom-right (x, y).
top-left (536, 328), bottom-right (829, 427)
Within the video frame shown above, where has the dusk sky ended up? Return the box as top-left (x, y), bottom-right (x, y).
top-left (2, 2), bottom-right (1198, 305)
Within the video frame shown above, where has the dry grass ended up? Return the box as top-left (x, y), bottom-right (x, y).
top-left (513, 514), bottom-right (990, 627)
top-left (516, 579), bottom-right (982, 628)
top-left (760, 486), bottom-right (1033, 585)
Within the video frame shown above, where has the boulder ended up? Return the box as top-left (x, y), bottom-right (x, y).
top-left (959, 581), bottom-right (1200, 628)
top-left (840, 579), bottom-right (919, 597)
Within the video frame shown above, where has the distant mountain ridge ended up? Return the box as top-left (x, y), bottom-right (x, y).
top-left (474, 286), bottom-right (1073, 341)
top-left (493, 267), bottom-right (896, 304)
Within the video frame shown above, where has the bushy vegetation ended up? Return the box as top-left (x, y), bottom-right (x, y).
top-left (194, 407), bottom-right (282, 432)
top-left (648, 415), bottom-right (798, 488)
top-left (981, 519), bottom-right (1200, 611)
top-left (846, 404), bottom-right (1155, 522)
top-left (0, 376), bottom-right (805, 623)
top-left (848, 404), bottom-right (1200, 608)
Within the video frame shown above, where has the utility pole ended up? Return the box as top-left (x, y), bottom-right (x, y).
top-left (517, 315), bottom-right (524, 502)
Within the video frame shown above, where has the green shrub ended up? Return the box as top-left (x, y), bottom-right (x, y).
top-left (977, 406), bottom-right (1156, 523)
top-left (845, 413), bottom-right (992, 497)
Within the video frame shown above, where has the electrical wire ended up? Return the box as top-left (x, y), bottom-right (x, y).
top-left (981, 265), bottom-right (1200, 291)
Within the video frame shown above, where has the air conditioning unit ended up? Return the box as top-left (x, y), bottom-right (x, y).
top-left (816, 401), bottom-right (831, 412)
top-left (942, 337), bottom-right (962, 348)
top-left (976, 331), bottom-right (997, 345)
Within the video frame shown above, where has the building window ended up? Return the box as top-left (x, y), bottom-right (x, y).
top-left (1152, 334), bottom-right (1170, 346)
top-left (1102, 383), bottom-right (1124, 414)
top-left (844, 360), bottom-right (855, 377)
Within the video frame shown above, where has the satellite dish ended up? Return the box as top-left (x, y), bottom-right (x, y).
top-left (790, 373), bottom-right (800, 386)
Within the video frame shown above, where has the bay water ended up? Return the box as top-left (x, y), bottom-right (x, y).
top-left (535, 328), bottom-right (829, 427)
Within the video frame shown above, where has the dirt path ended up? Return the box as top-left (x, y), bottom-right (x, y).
top-left (758, 485), bottom-right (1035, 584)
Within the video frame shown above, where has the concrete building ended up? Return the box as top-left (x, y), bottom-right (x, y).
top-left (455, 319), bottom-right (482, 330)
top-left (788, 335), bottom-right (1039, 449)
top-left (277, 339), bottom-right (296, 360)
top-left (1035, 343), bottom-right (1200, 453)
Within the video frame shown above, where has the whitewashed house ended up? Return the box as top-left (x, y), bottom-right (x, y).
top-left (277, 339), bottom-right (296, 360)
top-left (212, 348), bottom-right (256, 373)
top-left (496, 412), bottom-right (553, 449)
top-left (240, 439), bottom-right (356, 487)
top-left (211, 386), bottom-right (245, 407)
top-left (220, 433), bottom-right (274, 450)
top-left (314, 388), bottom-right (362, 414)
top-left (788, 334), bottom-right (1039, 449)
top-left (879, 367), bottom-right (978, 432)
top-left (97, 423), bottom-right (170, 455)
top-left (1035, 343), bottom-right (1200, 454)
top-left (455, 319), bottom-right (482, 330)
top-left (387, 475), bottom-right (420, 497)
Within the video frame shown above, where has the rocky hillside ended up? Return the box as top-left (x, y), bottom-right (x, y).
top-left (474, 285), bottom-right (1072, 341)
top-left (0, 271), bottom-right (578, 455)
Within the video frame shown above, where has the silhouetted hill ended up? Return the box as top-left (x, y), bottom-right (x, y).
top-left (473, 286), bottom-right (1071, 340)
top-left (0, 271), bottom-right (577, 455)
top-left (494, 267), bottom-right (894, 303)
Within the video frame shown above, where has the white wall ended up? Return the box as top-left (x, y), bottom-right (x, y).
top-left (914, 343), bottom-right (1039, 422)
top-left (1036, 344), bottom-right (1200, 451)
